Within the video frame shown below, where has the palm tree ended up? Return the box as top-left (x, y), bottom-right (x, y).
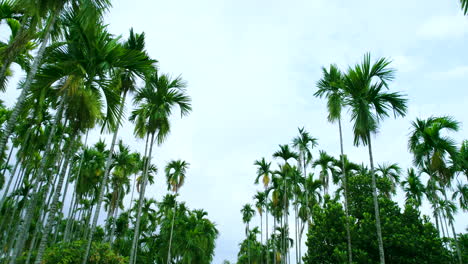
top-left (452, 182), bottom-right (467, 211)
top-left (375, 163), bottom-right (401, 198)
top-left (312, 150), bottom-right (335, 197)
top-left (343, 53), bottom-right (408, 264)
top-left (254, 157), bottom-right (271, 264)
top-left (253, 191), bottom-right (266, 249)
top-left (461, 0), bottom-right (468, 15)
top-left (165, 159), bottom-right (189, 264)
top-left (128, 71), bottom-right (191, 264)
top-left (291, 127), bottom-right (318, 262)
top-left (273, 144), bottom-right (298, 264)
top-left (408, 116), bottom-right (462, 264)
top-left (241, 203), bottom-right (256, 264)
top-left (0, 0), bottom-right (112, 158)
top-left (107, 140), bottom-right (136, 244)
top-left (401, 168), bottom-right (425, 207)
top-left (314, 64), bottom-right (355, 263)
top-left (82, 27), bottom-right (155, 264)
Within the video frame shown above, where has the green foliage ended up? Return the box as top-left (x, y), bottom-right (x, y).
top-left (42, 241), bottom-right (126, 264)
top-left (304, 172), bottom-right (453, 264)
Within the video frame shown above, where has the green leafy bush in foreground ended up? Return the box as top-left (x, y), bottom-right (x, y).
top-left (42, 241), bottom-right (126, 264)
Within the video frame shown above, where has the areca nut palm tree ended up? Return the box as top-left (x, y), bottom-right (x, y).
top-left (128, 71), bottom-right (191, 264)
top-left (165, 159), bottom-right (189, 264)
top-left (343, 53), bottom-right (408, 264)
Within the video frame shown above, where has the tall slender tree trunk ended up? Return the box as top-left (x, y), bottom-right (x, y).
top-left (81, 93), bottom-right (127, 264)
top-left (338, 118), bottom-right (353, 264)
top-left (0, 10), bottom-right (59, 156)
top-left (9, 95), bottom-right (65, 264)
top-left (129, 132), bottom-right (155, 264)
top-left (108, 190), bottom-right (121, 245)
top-left (260, 211), bottom-right (263, 264)
top-left (367, 134), bottom-right (385, 264)
top-left (273, 217), bottom-right (277, 264)
top-left (0, 158), bottom-right (20, 212)
top-left (34, 133), bottom-right (77, 264)
top-left (129, 134), bottom-right (149, 211)
top-left (247, 222), bottom-right (251, 264)
top-left (294, 199), bottom-right (298, 264)
top-left (166, 196), bottom-right (178, 264)
top-left (450, 221), bottom-right (463, 264)
top-left (266, 205), bottom-right (269, 264)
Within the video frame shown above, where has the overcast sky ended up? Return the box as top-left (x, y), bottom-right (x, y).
top-left (3, 0), bottom-right (468, 263)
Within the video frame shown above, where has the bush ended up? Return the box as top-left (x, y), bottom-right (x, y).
top-left (42, 241), bottom-right (126, 264)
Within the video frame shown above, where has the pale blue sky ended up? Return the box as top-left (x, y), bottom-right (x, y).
top-left (3, 0), bottom-right (468, 262)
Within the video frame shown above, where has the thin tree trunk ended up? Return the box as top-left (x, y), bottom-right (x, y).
top-left (34, 133), bottom-right (77, 264)
top-left (0, 158), bottom-right (20, 212)
top-left (266, 205), bottom-right (269, 264)
top-left (338, 118), bottom-right (353, 264)
top-left (81, 93), bottom-right (127, 264)
top-left (108, 189), bottom-right (121, 244)
top-left (1, 142), bottom-right (14, 180)
top-left (9, 95), bottom-right (65, 264)
top-left (273, 217), bottom-right (277, 264)
top-left (248, 222), bottom-right (251, 264)
top-left (166, 196), bottom-right (178, 264)
top-left (294, 199), bottom-right (298, 264)
top-left (260, 211), bottom-right (263, 264)
top-left (129, 132), bottom-right (155, 264)
top-left (129, 134), bottom-right (149, 210)
top-left (0, 10), bottom-right (58, 157)
top-left (450, 220), bottom-right (463, 264)
top-left (64, 194), bottom-right (78, 242)
top-left (367, 134), bottom-right (385, 264)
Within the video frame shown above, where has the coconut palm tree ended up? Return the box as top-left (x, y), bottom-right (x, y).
top-left (343, 53), bottom-right (408, 264)
top-left (165, 159), bottom-right (189, 264)
top-left (401, 168), bottom-right (425, 207)
top-left (241, 203), bottom-right (256, 264)
top-left (128, 71), bottom-right (191, 264)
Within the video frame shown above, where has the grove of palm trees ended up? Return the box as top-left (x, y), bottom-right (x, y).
top-left (0, 0), bottom-right (467, 264)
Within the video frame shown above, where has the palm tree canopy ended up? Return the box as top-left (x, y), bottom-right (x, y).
top-left (401, 168), bottom-right (425, 207)
top-left (292, 127), bottom-right (318, 166)
top-left (461, 0), bottom-right (468, 15)
top-left (343, 53), bottom-right (408, 146)
top-left (315, 64), bottom-right (345, 122)
top-left (130, 72), bottom-right (192, 143)
top-left (408, 116), bottom-right (460, 184)
top-left (165, 159), bottom-right (189, 192)
top-left (240, 203), bottom-right (255, 224)
top-left (272, 144), bottom-right (299, 165)
top-left (254, 157), bottom-right (271, 188)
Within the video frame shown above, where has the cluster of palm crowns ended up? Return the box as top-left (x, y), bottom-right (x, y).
top-left (239, 54), bottom-right (466, 264)
top-left (0, 0), bottom-right (207, 263)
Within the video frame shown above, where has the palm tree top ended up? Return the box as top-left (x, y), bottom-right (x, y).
top-left (273, 144), bottom-right (299, 164)
top-left (344, 53), bottom-right (408, 146)
top-left (165, 159), bottom-right (190, 192)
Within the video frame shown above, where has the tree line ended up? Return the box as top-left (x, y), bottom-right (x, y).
top-left (234, 54), bottom-right (467, 264)
top-left (0, 0), bottom-right (218, 263)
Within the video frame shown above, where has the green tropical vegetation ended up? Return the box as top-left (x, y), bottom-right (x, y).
top-left (235, 54), bottom-right (467, 264)
top-left (0, 1), bottom-right (466, 264)
top-left (0, 0), bottom-right (217, 263)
